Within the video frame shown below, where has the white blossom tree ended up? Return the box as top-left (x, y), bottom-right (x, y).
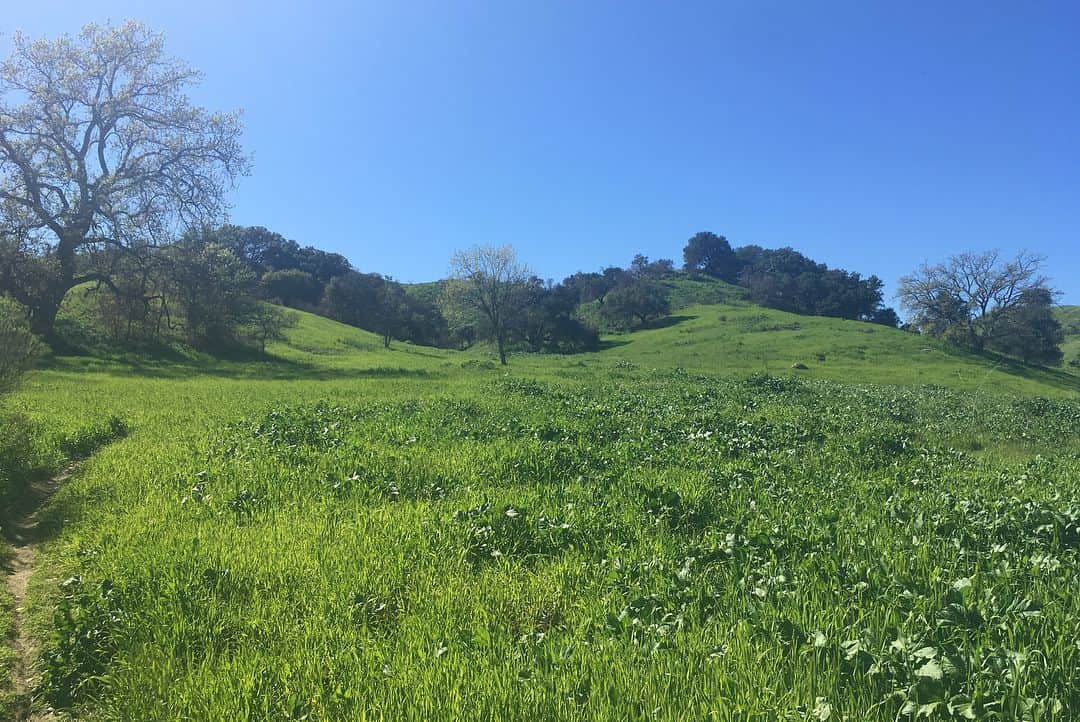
top-left (443, 244), bottom-right (531, 365)
top-left (0, 21), bottom-right (249, 340)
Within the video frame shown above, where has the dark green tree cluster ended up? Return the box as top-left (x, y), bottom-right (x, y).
top-left (683, 232), bottom-right (897, 324)
top-left (323, 272), bottom-right (446, 349)
top-left (600, 281), bottom-right (671, 329)
top-left (519, 278), bottom-right (600, 353)
top-left (201, 225), bottom-right (351, 309)
top-left (558, 260), bottom-right (673, 331)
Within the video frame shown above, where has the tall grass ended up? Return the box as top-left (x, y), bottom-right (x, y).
top-left (3, 306), bottom-right (1077, 720)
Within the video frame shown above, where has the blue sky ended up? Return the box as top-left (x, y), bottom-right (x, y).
top-left (4, 1), bottom-right (1078, 304)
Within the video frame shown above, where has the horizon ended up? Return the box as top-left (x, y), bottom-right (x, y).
top-left (3, 1), bottom-right (1078, 304)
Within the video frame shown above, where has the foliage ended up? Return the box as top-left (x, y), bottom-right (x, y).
top-left (899, 250), bottom-right (1053, 353)
top-left (682, 231), bottom-right (739, 281)
top-left (163, 238), bottom-right (259, 350)
top-left (600, 280), bottom-right (671, 329)
top-left (260, 269), bottom-right (322, 309)
top-left (0, 297), bottom-right (41, 393)
top-left (245, 305), bottom-right (298, 354)
top-left (444, 245), bottom-right (531, 364)
top-left (206, 224), bottom-right (352, 289)
top-left (985, 288), bottom-right (1064, 366)
top-left (630, 254), bottom-right (676, 279)
top-left (736, 245), bottom-right (890, 321)
top-left (0, 22), bottom-right (248, 340)
top-left (322, 272), bottom-right (440, 349)
top-left (519, 280), bottom-right (599, 353)
top-left (868, 306), bottom-right (901, 328)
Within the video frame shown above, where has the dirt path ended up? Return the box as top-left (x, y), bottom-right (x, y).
top-left (3, 465), bottom-right (76, 722)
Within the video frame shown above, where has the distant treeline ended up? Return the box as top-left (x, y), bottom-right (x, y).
top-left (2, 222), bottom-right (903, 355)
top-left (188, 225), bottom-right (901, 354)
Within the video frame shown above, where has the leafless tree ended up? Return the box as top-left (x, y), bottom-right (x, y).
top-left (0, 21), bottom-right (249, 340)
top-left (898, 250), bottom-right (1050, 350)
top-left (444, 244), bottom-right (531, 365)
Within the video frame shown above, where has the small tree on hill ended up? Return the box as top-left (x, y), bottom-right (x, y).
top-left (601, 280), bottom-right (670, 329)
top-left (245, 304), bottom-right (297, 354)
top-left (683, 232), bottom-right (739, 282)
top-left (444, 245), bottom-right (530, 365)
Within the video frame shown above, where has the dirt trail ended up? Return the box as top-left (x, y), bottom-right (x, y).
top-left (3, 465), bottom-right (76, 722)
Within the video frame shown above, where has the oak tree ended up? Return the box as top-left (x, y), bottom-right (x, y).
top-left (0, 22), bottom-right (248, 341)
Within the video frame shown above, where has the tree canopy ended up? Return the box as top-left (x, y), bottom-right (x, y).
top-left (898, 250), bottom-right (1055, 354)
top-left (443, 245), bottom-right (532, 365)
top-left (682, 232), bottom-right (739, 282)
top-left (0, 22), bottom-right (248, 340)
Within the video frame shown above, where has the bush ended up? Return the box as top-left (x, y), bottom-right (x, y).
top-left (0, 413), bottom-right (35, 514)
top-left (260, 269), bottom-right (323, 308)
top-left (0, 297), bottom-right (42, 394)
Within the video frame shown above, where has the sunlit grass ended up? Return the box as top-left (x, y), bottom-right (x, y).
top-left (3, 305), bottom-right (1077, 720)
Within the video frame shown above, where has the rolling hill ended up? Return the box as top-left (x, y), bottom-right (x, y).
top-left (1055, 304), bottom-right (1080, 370)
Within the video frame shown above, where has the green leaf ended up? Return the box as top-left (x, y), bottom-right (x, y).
top-left (916, 659), bottom-right (943, 680)
top-left (916, 701), bottom-right (940, 718)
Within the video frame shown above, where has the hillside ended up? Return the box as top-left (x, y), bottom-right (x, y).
top-left (44, 292), bottom-right (1080, 398)
top-left (585, 303), bottom-right (1080, 396)
top-left (272, 301), bottom-right (1078, 397)
top-left (1055, 304), bottom-right (1080, 370)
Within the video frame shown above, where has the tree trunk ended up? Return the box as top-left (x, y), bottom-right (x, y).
top-left (496, 334), bottom-right (507, 365)
top-left (28, 290), bottom-right (67, 345)
top-left (27, 234), bottom-right (80, 344)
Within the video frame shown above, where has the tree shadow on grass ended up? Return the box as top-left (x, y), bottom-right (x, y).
top-left (39, 353), bottom-right (442, 382)
top-left (637, 315), bottom-right (696, 331)
top-left (930, 343), bottom-right (1080, 395)
top-left (978, 352), bottom-right (1080, 394)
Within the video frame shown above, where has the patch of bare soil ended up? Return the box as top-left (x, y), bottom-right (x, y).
top-left (3, 464), bottom-right (77, 722)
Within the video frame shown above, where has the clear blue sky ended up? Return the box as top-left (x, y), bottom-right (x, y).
top-left (4, 1), bottom-right (1079, 304)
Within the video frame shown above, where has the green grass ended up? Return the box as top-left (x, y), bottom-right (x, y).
top-left (661, 276), bottom-right (748, 309)
top-left (574, 303), bottom-right (1078, 397)
top-left (1054, 305), bottom-right (1080, 372)
top-left (2, 303), bottom-right (1078, 720)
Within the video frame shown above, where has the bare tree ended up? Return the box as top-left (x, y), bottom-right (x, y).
top-left (897, 250), bottom-right (1051, 350)
top-left (444, 244), bottom-right (530, 365)
top-left (0, 22), bottom-right (249, 340)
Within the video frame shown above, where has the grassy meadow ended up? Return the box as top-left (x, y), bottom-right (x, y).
top-left (2, 301), bottom-right (1079, 720)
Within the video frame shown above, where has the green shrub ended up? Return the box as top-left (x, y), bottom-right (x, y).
top-left (0, 297), bottom-right (42, 394)
top-left (0, 413), bottom-right (35, 513)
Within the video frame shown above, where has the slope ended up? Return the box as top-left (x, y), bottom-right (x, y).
top-left (1054, 305), bottom-right (1080, 371)
top-left (571, 302), bottom-right (1080, 397)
